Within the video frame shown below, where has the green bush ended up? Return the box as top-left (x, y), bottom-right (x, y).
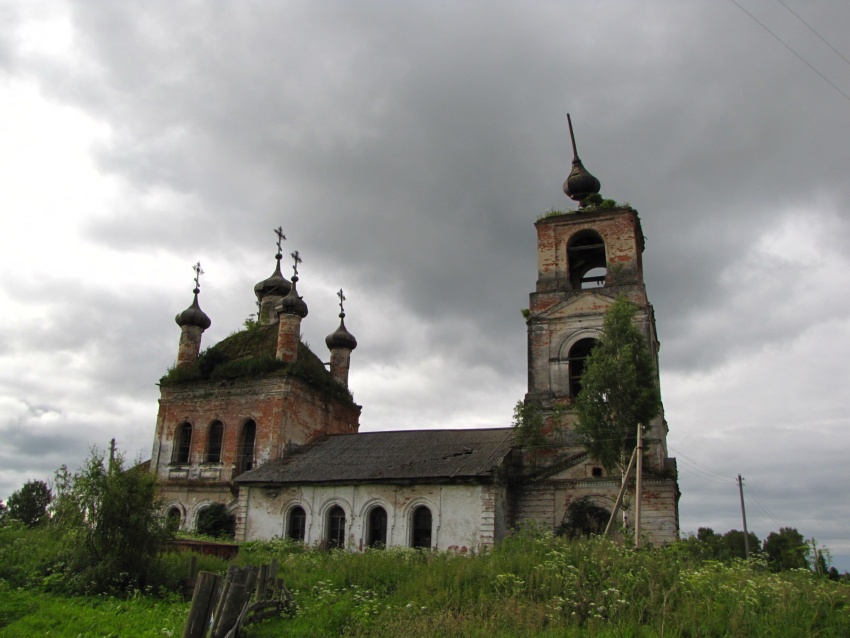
top-left (196, 503), bottom-right (236, 539)
top-left (49, 447), bottom-right (171, 594)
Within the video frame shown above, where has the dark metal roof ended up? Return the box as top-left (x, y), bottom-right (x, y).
top-left (236, 428), bottom-right (515, 485)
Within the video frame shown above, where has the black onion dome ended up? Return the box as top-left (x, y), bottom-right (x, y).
top-left (254, 257), bottom-right (292, 301)
top-left (563, 158), bottom-right (601, 203)
top-left (175, 291), bottom-right (212, 330)
top-left (279, 276), bottom-right (308, 318)
top-left (325, 314), bottom-right (357, 351)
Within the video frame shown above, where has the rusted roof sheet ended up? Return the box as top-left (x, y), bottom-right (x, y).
top-left (236, 428), bottom-right (515, 485)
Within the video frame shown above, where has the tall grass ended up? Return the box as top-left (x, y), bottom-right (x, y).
top-left (1, 526), bottom-right (848, 637)
top-left (237, 531), bottom-right (850, 637)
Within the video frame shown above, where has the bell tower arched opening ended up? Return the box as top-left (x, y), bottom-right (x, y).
top-left (567, 230), bottom-right (607, 289)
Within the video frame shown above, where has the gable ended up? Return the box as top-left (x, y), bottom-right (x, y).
top-left (536, 292), bottom-right (615, 321)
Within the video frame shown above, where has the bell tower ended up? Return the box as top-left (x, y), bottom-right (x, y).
top-left (525, 115), bottom-right (669, 472)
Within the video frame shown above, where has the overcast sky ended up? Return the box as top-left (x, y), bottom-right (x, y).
top-left (1, 0), bottom-right (848, 569)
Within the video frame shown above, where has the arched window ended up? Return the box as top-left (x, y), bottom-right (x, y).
top-left (568, 338), bottom-right (598, 398)
top-left (172, 422), bottom-right (192, 464)
top-left (287, 506), bottom-right (306, 542)
top-left (559, 497), bottom-right (611, 538)
top-left (166, 506), bottom-right (182, 531)
top-left (367, 507), bottom-right (388, 548)
top-left (236, 420), bottom-right (256, 476)
top-left (411, 506), bottom-right (432, 549)
top-left (567, 231), bottom-right (607, 289)
top-left (206, 420), bottom-right (223, 463)
top-left (327, 506), bottom-right (346, 549)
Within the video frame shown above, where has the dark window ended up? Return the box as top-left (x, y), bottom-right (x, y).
top-left (327, 506), bottom-right (346, 549)
top-left (367, 507), bottom-right (388, 548)
top-left (196, 503), bottom-right (235, 539)
top-left (206, 420), bottom-right (223, 463)
top-left (567, 231), bottom-right (607, 289)
top-left (411, 506), bottom-right (432, 549)
top-left (568, 338), bottom-right (598, 398)
top-left (288, 506), bottom-right (306, 542)
top-left (236, 420), bottom-right (256, 476)
top-left (166, 507), bottom-right (181, 531)
top-left (172, 422), bottom-right (192, 464)
top-left (592, 467), bottom-right (603, 478)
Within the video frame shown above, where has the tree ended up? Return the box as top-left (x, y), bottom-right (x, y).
top-left (574, 297), bottom-right (661, 474)
top-left (51, 446), bottom-right (171, 593)
top-left (763, 527), bottom-right (809, 572)
top-left (196, 502), bottom-right (236, 539)
top-left (6, 479), bottom-right (51, 527)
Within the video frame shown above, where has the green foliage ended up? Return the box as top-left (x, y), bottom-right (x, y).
top-left (49, 447), bottom-right (171, 594)
top-left (159, 326), bottom-right (355, 404)
top-left (694, 527), bottom-right (761, 561)
top-left (763, 527), bottom-right (810, 572)
top-left (0, 580), bottom-right (188, 636)
top-left (511, 399), bottom-right (545, 447)
top-left (2, 528), bottom-right (850, 636)
top-left (574, 297), bottom-right (661, 474)
top-left (196, 503), bottom-right (236, 539)
top-left (520, 307), bottom-right (530, 320)
top-left (6, 479), bottom-right (51, 527)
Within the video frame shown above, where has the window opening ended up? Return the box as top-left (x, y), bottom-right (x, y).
top-left (166, 507), bottom-right (181, 531)
top-left (592, 467), bottom-right (603, 478)
top-left (411, 506), bottom-right (432, 549)
top-left (288, 506), bottom-right (306, 542)
top-left (568, 338), bottom-right (598, 398)
top-left (567, 231), bottom-right (607, 289)
top-left (367, 507), bottom-right (388, 548)
top-left (236, 420), bottom-right (256, 476)
top-left (206, 420), bottom-right (223, 463)
top-left (327, 505), bottom-right (346, 549)
top-left (173, 422), bottom-right (192, 464)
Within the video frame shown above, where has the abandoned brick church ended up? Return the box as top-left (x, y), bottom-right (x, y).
top-left (149, 132), bottom-right (680, 549)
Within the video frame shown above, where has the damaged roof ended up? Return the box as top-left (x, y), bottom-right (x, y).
top-left (236, 428), bottom-right (515, 485)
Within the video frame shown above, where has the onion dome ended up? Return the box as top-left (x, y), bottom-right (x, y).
top-left (279, 275), bottom-right (308, 318)
top-left (562, 113), bottom-right (601, 205)
top-left (326, 313), bottom-right (357, 351)
top-left (254, 254), bottom-right (291, 301)
top-left (175, 289), bottom-right (212, 330)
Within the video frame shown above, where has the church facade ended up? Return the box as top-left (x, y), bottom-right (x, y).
top-left (149, 138), bottom-right (679, 549)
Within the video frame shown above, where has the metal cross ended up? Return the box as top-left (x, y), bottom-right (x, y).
top-left (192, 262), bottom-right (204, 291)
top-left (274, 226), bottom-right (286, 253)
top-left (337, 288), bottom-right (346, 313)
top-left (290, 250), bottom-right (302, 277)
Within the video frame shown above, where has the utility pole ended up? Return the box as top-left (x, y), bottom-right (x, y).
top-left (109, 438), bottom-right (117, 472)
top-left (737, 474), bottom-right (750, 559)
top-left (635, 423), bottom-right (643, 548)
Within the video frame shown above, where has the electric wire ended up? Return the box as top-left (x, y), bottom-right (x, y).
top-left (775, 0), bottom-right (850, 67)
top-left (728, 0), bottom-right (850, 104)
top-left (668, 445), bottom-right (737, 484)
top-left (744, 480), bottom-right (784, 529)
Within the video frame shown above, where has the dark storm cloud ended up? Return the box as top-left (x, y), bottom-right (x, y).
top-left (2, 0), bottom-right (850, 565)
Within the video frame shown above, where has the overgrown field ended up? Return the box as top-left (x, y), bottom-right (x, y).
top-left (2, 526), bottom-right (849, 637)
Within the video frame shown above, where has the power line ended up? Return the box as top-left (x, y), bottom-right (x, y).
top-left (729, 0), bottom-right (850, 104)
top-left (745, 481), bottom-right (784, 529)
top-left (668, 445), bottom-right (737, 484)
top-left (775, 0), bottom-right (850, 67)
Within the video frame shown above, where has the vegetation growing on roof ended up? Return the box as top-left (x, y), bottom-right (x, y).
top-left (159, 325), bottom-right (354, 404)
top-left (537, 196), bottom-right (634, 220)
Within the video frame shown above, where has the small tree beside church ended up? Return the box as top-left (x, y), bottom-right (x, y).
top-left (574, 296), bottom-right (661, 475)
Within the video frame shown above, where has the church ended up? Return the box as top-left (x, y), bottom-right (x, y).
top-left (148, 126), bottom-right (680, 550)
